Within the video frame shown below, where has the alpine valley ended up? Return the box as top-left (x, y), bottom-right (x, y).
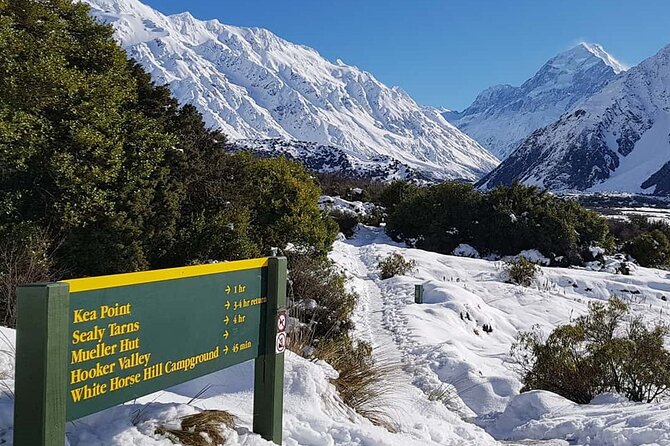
top-left (83, 0), bottom-right (499, 182)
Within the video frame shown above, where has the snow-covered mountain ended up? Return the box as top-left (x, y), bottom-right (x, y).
top-left (83, 0), bottom-right (498, 181)
top-left (478, 43), bottom-right (670, 195)
top-left (445, 43), bottom-right (626, 159)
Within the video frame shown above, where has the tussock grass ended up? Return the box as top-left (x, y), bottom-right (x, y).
top-left (156, 410), bottom-right (236, 446)
top-left (316, 337), bottom-right (402, 432)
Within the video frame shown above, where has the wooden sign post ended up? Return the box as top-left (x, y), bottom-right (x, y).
top-left (14, 257), bottom-right (287, 445)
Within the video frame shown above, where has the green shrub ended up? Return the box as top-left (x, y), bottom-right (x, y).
top-left (512, 298), bottom-right (670, 403)
top-left (505, 257), bottom-right (540, 287)
top-left (386, 182), bottom-right (614, 266)
top-left (624, 229), bottom-right (670, 268)
top-left (328, 210), bottom-right (361, 238)
top-left (288, 254), bottom-right (357, 342)
top-left (376, 180), bottom-right (421, 211)
top-left (378, 253), bottom-right (416, 280)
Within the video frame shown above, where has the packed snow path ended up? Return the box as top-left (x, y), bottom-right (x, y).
top-left (331, 226), bottom-right (670, 446)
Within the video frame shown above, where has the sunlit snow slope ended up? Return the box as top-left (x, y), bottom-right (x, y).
top-left (83, 0), bottom-right (498, 181)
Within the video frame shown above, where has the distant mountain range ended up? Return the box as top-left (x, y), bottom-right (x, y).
top-left (84, 0), bottom-right (498, 181)
top-left (445, 43), bottom-right (626, 160)
top-left (478, 44), bottom-right (670, 195)
top-left (85, 0), bottom-right (670, 194)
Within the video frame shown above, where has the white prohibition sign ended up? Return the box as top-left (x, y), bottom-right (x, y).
top-left (277, 313), bottom-right (287, 332)
top-left (275, 332), bottom-right (287, 354)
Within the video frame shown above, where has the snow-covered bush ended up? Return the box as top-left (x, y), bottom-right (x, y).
top-left (452, 244), bottom-right (480, 258)
top-left (378, 253), bottom-right (416, 279)
top-left (513, 298), bottom-right (670, 404)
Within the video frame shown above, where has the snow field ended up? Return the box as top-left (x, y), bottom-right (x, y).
top-left (331, 225), bottom-right (670, 445)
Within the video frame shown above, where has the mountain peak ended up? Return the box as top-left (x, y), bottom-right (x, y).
top-left (553, 42), bottom-right (627, 74)
top-left (479, 41), bottom-right (670, 195)
top-left (445, 42), bottom-right (624, 160)
top-left (538, 42), bottom-right (626, 75)
top-left (578, 42), bottom-right (627, 73)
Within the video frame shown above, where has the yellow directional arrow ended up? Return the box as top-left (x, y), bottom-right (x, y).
top-left (224, 330), bottom-right (229, 340)
top-left (224, 315), bottom-right (230, 325)
top-left (225, 300), bottom-right (231, 310)
top-left (223, 345), bottom-right (229, 355)
top-left (225, 285), bottom-right (231, 295)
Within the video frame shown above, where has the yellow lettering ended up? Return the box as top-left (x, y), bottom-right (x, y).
top-left (109, 373), bottom-right (141, 392)
top-left (108, 321), bottom-right (141, 337)
top-left (70, 382), bottom-right (107, 402)
top-left (71, 342), bottom-right (117, 364)
top-left (73, 309), bottom-right (97, 324)
top-left (100, 303), bottom-right (131, 319)
top-left (70, 362), bottom-right (116, 385)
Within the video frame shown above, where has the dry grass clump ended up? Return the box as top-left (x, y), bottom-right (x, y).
top-left (316, 336), bottom-right (402, 432)
top-left (0, 228), bottom-right (58, 327)
top-left (156, 410), bottom-right (236, 446)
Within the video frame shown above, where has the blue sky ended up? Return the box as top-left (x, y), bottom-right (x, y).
top-left (142, 0), bottom-right (670, 111)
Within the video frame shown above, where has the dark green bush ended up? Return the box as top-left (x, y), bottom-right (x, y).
top-left (505, 257), bottom-right (540, 287)
top-left (376, 180), bottom-right (421, 211)
top-left (288, 254), bottom-right (357, 342)
top-left (624, 230), bottom-right (670, 268)
top-left (328, 210), bottom-right (361, 238)
top-left (386, 182), bottom-right (614, 265)
top-left (378, 253), bottom-right (416, 279)
top-left (513, 298), bottom-right (670, 403)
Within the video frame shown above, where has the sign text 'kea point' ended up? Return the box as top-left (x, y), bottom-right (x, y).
top-left (14, 257), bottom-right (287, 446)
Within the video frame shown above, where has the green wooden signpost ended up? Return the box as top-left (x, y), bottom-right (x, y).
top-left (14, 256), bottom-right (287, 445)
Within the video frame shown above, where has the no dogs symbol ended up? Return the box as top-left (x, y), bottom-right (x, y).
top-left (275, 332), bottom-right (287, 354)
top-left (277, 312), bottom-right (287, 332)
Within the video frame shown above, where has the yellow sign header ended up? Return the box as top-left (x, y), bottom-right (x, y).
top-left (63, 258), bottom-right (269, 293)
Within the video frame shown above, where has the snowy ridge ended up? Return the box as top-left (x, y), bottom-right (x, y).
top-left (479, 43), bottom-right (670, 195)
top-left (83, 0), bottom-right (498, 181)
top-left (229, 138), bottom-right (424, 181)
top-left (445, 43), bottom-right (624, 159)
